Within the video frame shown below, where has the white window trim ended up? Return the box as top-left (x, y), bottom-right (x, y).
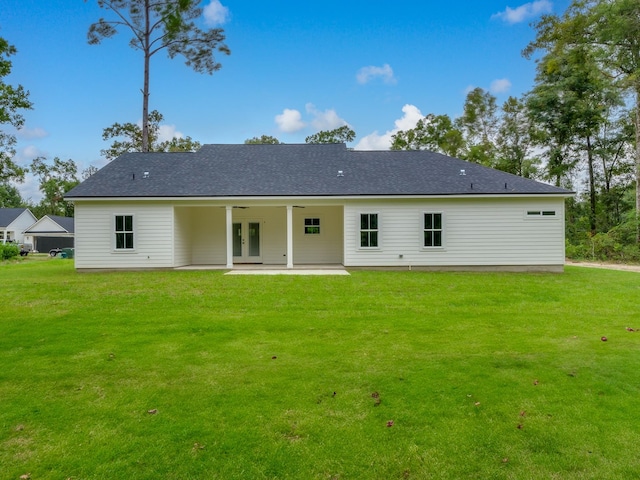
top-left (113, 213), bottom-right (136, 253)
top-left (422, 211), bottom-right (445, 250)
top-left (358, 212), bottom-right (381, 250)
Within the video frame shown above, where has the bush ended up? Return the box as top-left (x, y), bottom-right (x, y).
top-left (0, 243), bottom-right (20, 260)
top-left (566, 219), bottom-right (640, 263)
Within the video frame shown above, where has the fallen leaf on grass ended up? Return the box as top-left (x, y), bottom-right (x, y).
top-left (533, 379), bottom-right (539, 385)
top-left (147, 409), bottom-right (158, 415)
top-left (626, 327), bottom-right (636, 332)
top-left (517, 424), bottom-right (523, 429)
top-left (501, 458), bottom-right (509, 463)
top-left (519, 411), bottom-right (526, 417)
top-left (386, 420), bottom-right (394, 427)
top-left (20, 474), bottom-right (30, 480)
top-left (474, 402), bottom-right (481, 406)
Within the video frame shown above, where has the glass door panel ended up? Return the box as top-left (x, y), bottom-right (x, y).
top-left (232, 222), bottom-right (242, 257)
top-left (248, 222), bottom-right (260, 257)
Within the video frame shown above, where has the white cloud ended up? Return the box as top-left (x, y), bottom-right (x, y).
top-left (275, 108), bottom-right (306, 133)
top-left (203, 0), bottom-right (230, 26)
top-left (305, 103), bottom-right (348, 131)
top-left (14, 145), bottom-right (47, 166)
top-left (14, 174), bottom-right (41, 203)
top-left (134, 119), bottom-right (184, 142)
top-left (490, 78), bottom-right (512, 94)
top-left (16, 127), bottom-right (48, 140)
top-left (11, 146), bottom-right (48, 203)
top-left (355, 104), bottom-right (424, 151)
top-left (356, 64), bottom-right (396, 85)
top-left (492, 0), bottom-right (553, 24)
top-left (157, 124), bottom-right (184, 143)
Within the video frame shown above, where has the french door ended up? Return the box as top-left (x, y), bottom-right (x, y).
top-left (232, 221), bottom-right (262, 263)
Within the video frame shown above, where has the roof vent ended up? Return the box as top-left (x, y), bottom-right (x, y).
top-left (337, 170), bottom-right (344, 177)
top-left (460, 169), bottom-right (466, 176)
top-left (143, 171), bottom-right (150, 179)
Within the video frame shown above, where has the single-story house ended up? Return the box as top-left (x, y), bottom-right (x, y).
top-left (65, 144), bottom-right (573, 272)
top-left (0, 208), bottom-right (37, 245)
top-left (23, 215), bottom-right (75, 253)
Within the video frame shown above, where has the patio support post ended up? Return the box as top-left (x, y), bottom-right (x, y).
top-left (286, 205), bottom-right (293, 268)
top-left (226, 206), bottom-right (233, 268)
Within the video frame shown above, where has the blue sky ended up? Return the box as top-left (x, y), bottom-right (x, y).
top-left (2, 0), bottom-right (570, 202)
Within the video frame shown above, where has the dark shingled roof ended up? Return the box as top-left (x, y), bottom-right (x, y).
top-left (65, 144), bottom-right (572, 198)
top-left (0, 208), bottom-right (32, 227)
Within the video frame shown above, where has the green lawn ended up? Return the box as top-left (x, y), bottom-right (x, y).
top-left (1, 259), bottom-right (640, 479)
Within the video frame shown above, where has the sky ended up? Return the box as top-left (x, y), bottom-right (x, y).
top-left (2, 0), bottom-right (571, 202)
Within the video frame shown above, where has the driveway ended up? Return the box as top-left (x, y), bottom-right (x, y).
top-left (566, 260), bottom-right (640, 273)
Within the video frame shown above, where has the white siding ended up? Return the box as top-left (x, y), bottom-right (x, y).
top-left (189, 207), bottom-right (227, 264)
top-left (74, 202), bottom-right (174, 269)
top-left (4, 210), bottom-right (37, 244)
top-left (343, 197), bottom-right (566, 267)
top-left (174, 207), bottom-right (192, 266)
top-left (293, 206), bottom-right (343, 264)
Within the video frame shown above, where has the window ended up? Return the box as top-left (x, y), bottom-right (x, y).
top-left (115, 215), bottom-right (134, 250)
top-left (527, 210), bottom-right (556, 217)
top-left (360, 213), bottom-right (379, 248)
top-left (423, 213), bottom-right (443, 247)
top-left (304, 218), bottom-right (320, 235)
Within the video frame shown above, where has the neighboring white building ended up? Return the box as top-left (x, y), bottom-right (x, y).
top-left (65, 144), bottom-right (573, 272)
top-left (0, 208), bottom-right (37, 245)
top-left (23, 215), bottom-right (75, 253)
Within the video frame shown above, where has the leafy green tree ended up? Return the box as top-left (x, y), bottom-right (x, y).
top-left (30, 157), bottom-right (80, 217)
top-left (455, 88), bottom-right (499, 166)
top-left (391, 114), bottom-right (464, 157)
top-left (494, 96), bottom-right (539, 178)
top-left (82, 165), bottom-right (99, 179)
top-left (527, 19), bottom-right (627, 233)
top-left (87, 0), bottom-right (230, 152)
top-left (244, 135), bottom-right (281, 145)
top-left (524, 0), bottom-right (640, 240)
top-left (0, 35), bottom-right (32, 183)
top-left (101, 110), bottom-right (201, 160)
top-left (593, 109), bottom-right (635, 230)
top-left (305, 125), bottom-right (355, 144)
top-left (0, 182), bottom-right (23, 208)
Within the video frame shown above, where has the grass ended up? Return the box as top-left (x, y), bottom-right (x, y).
top-left (1, 258), bottom-right (640, 479)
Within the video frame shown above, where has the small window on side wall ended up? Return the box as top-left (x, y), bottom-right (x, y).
top-left (527, 210), bottom-right (556, 217)
top-left (360, 213), bottom-right (379, 248)
top-left (304, 218), bottom-right (320, 235)
top-left (115, 214), bottom-right (134, 250)
top-left (424, 213), bottom-right (443, 247)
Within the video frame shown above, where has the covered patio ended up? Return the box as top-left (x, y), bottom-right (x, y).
top-left (173, 203), bottom-right (344, 269)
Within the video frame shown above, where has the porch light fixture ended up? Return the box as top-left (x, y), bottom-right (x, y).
top-left (337, 170), bottom-right (344, 177)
